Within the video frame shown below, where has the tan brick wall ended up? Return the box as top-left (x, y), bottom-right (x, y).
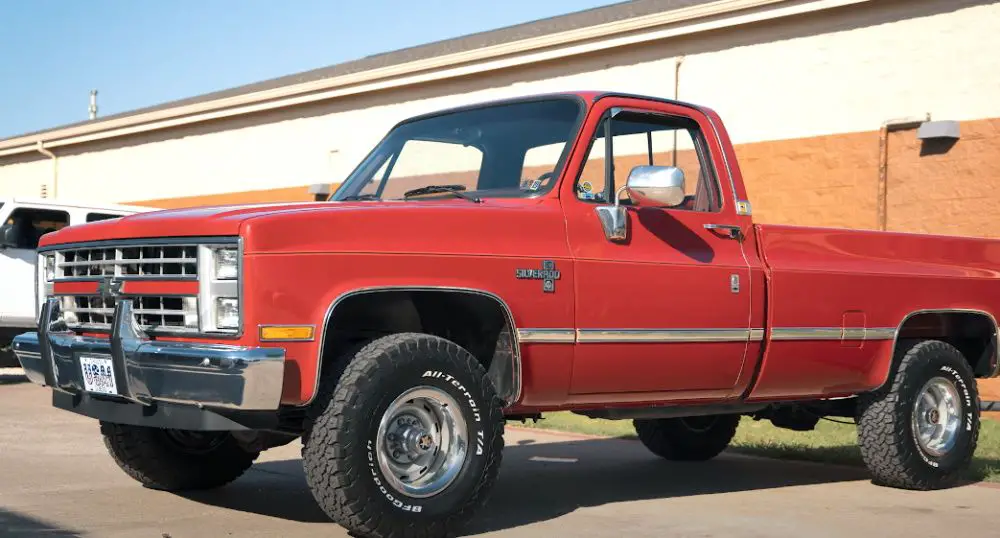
top-left (738, 130), bottom-right (881, 230)
top-left (887, 118), bottom-right (1000, 238)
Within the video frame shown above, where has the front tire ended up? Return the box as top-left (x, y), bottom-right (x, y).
top-left (634, 414), bottom-right (740, 461)
top-left (100, 423), bottom-right (259, 491)
top-left (857, 339), bottom-right (980, 490)
top-left (303, 333), bottom-right (504, 538)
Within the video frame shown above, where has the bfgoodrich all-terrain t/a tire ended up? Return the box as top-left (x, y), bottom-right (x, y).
top-left (857, 339), bottom-right (980, 490)
top-left (633, 414), bottom-right (740, 461)
top-left (302, 333), bottom-right (505, 538)
top-left (101, 423), bottom-right (260, 491)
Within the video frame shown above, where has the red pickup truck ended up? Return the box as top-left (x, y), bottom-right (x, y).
top-left (14, 91), bottom-right (998, 538)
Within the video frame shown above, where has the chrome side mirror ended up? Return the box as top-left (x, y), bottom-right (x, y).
top-left (625, 165), bottom-right (686, 207)
top-left (594, 165), bottom-right (687, 242)
top-left (0, 224), bottom-right (17, 249)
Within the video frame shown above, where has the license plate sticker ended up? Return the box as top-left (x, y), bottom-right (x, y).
top-left (79, 355), bottom-right (118, 396)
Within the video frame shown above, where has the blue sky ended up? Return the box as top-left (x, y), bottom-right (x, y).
top-left (0, 0), bottom-right (613, 139)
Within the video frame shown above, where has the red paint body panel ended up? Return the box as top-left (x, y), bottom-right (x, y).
top-left (32, 91), bottom-right (1000, 411)
top-left (748, 224), bottom-right (1000, 399)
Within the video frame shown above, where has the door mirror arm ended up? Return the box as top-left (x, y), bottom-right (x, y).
top-left (595, 186), bottom-right (629, 242)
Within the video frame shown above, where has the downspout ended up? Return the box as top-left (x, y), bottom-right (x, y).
top-left (672, 55), bottom-right (685, 167)
top-left (876, 114), bottom-right (929, 230)
top-left (36, 141), bottom-right (58, 199)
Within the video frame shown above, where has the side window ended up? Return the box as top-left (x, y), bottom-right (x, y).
top-left (3, 208), bottom-right (70, 249)
top-left (370, 140), bottom-right (483, 199)
top-left (574, 112), bottom-right (721, 212)
top-left (86, 212), bottom-right (124, 223)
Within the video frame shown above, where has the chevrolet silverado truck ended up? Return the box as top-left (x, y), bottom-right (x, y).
top-left (13, 92), bottom-right (998, 538)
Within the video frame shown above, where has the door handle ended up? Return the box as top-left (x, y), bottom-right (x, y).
top-left (704, 223), bottom-right (742, 240)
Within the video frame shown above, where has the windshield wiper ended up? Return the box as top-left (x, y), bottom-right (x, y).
top-left (403, 184), bottom-right (482, 203)
top-left (338, 194), bottom-right (380, 201)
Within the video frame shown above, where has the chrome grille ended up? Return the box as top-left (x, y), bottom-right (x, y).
top-left (58, 245), bottom-right (199, 279)
top-left (60, 295), bottom-right (198, 332)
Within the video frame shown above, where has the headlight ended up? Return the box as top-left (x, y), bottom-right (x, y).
top-left (215, 297), bottom-right (240, 329)
top-left (43, 254), bottom-right (55, 281)
top-left (213, 248), bottom-right (238, 280)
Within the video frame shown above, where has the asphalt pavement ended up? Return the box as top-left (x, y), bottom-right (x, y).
top-left (2, 369), bottom-right (997, 537)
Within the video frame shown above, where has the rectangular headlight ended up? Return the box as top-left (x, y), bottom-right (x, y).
top-left (215, 297), bottom-right (240, 329)
top-left (43, 254), bottom-right (55, 281)
top-left (213, 247), bottom-right (238, 280)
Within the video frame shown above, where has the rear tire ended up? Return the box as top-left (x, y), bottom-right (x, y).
top-left (634, 414), bottom-right (740, 461)
top-left (100, 423), bottom-right (259, 491)
top-left (857, 339), bottom-right (979, 490)
top-left (302, 333), bottom-right (504, 538)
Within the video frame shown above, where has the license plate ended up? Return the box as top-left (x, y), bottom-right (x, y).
top-left (79, 355), bottom-right (118, 396)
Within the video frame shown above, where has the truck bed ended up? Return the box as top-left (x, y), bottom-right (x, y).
top-left (747, 223), bottom-right (1000, 400)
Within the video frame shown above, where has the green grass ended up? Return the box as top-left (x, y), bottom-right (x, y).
top-left (514, 412), bottom-right (1000, 483)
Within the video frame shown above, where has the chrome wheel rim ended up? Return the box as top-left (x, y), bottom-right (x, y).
top-left (912, 376), bottom-right (962, 457)
top-left (376, 386), bottom-right (468, 499)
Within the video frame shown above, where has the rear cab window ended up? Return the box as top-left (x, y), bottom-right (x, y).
top-left (86, 212), bottom-right (125, 223)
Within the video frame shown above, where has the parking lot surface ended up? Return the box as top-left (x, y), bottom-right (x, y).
top-left (2, 370), bottom-right (998, 537)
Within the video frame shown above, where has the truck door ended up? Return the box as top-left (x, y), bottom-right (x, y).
top-left (560, 97), bottom-right (755, 402)
top-left (0, 206), bottom-right (70, 328)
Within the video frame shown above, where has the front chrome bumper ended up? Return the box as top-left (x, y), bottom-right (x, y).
top-left (13, 298), bottom-right (285, 413)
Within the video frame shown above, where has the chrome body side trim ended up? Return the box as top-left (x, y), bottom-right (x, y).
top-left (577, 328), bottom-right (754, 343)
top-left (516, 328), bottom-right (764, 344)
top-left (312, 286), bottom-right (523, 408)
top-left (864, 328), bottom-right (896, 340)
top-left (770, 327), bottom-right (843, 341)
top-left (12, 298), bottom-right (285, 412)
top-left (771, 327), bottom-right (899, 341)
top-left (517, 329), bottom-right (576, 343)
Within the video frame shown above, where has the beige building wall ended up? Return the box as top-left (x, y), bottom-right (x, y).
top-left (1, 0), bottom-right (996, 208)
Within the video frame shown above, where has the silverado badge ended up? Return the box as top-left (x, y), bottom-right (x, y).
top-left (515, 260), bottom-right (560, 293)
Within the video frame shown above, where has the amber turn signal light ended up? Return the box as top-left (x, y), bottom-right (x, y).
top-left (259, 325), bottom-right (315, 341)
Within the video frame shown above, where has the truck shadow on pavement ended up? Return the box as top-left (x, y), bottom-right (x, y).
top-left (180, 436), bottom-right (870, 534)
top-left (0, 508), bottom-right (84, 537)
top-left (0, 373), bottom-right (27, 385)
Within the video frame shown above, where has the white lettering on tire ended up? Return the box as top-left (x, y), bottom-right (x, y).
top-left (366, 439), bottom-right (422, 513)
top-left (422, 370), bottom-right (482, 423)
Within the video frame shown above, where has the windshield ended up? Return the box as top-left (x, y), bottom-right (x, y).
top-left (332, 98), bottom-right (583, 201)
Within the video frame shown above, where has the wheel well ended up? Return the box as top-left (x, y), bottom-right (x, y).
top-left (317, 289), bottom-right (518, 405)
top-left (895, 311), bottom-right (998, 378)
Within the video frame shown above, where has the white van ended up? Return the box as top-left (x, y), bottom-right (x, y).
top-left (0, 198), bottom-right (154, 365)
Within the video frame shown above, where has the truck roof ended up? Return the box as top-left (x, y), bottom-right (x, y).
top-left (0, 197), bottom-right (154, 213)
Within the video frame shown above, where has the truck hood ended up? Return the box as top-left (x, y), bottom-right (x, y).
top-left (39, 199), bottom-right (566, 259)
top-left (39, 202), bottom-right (341, 248)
